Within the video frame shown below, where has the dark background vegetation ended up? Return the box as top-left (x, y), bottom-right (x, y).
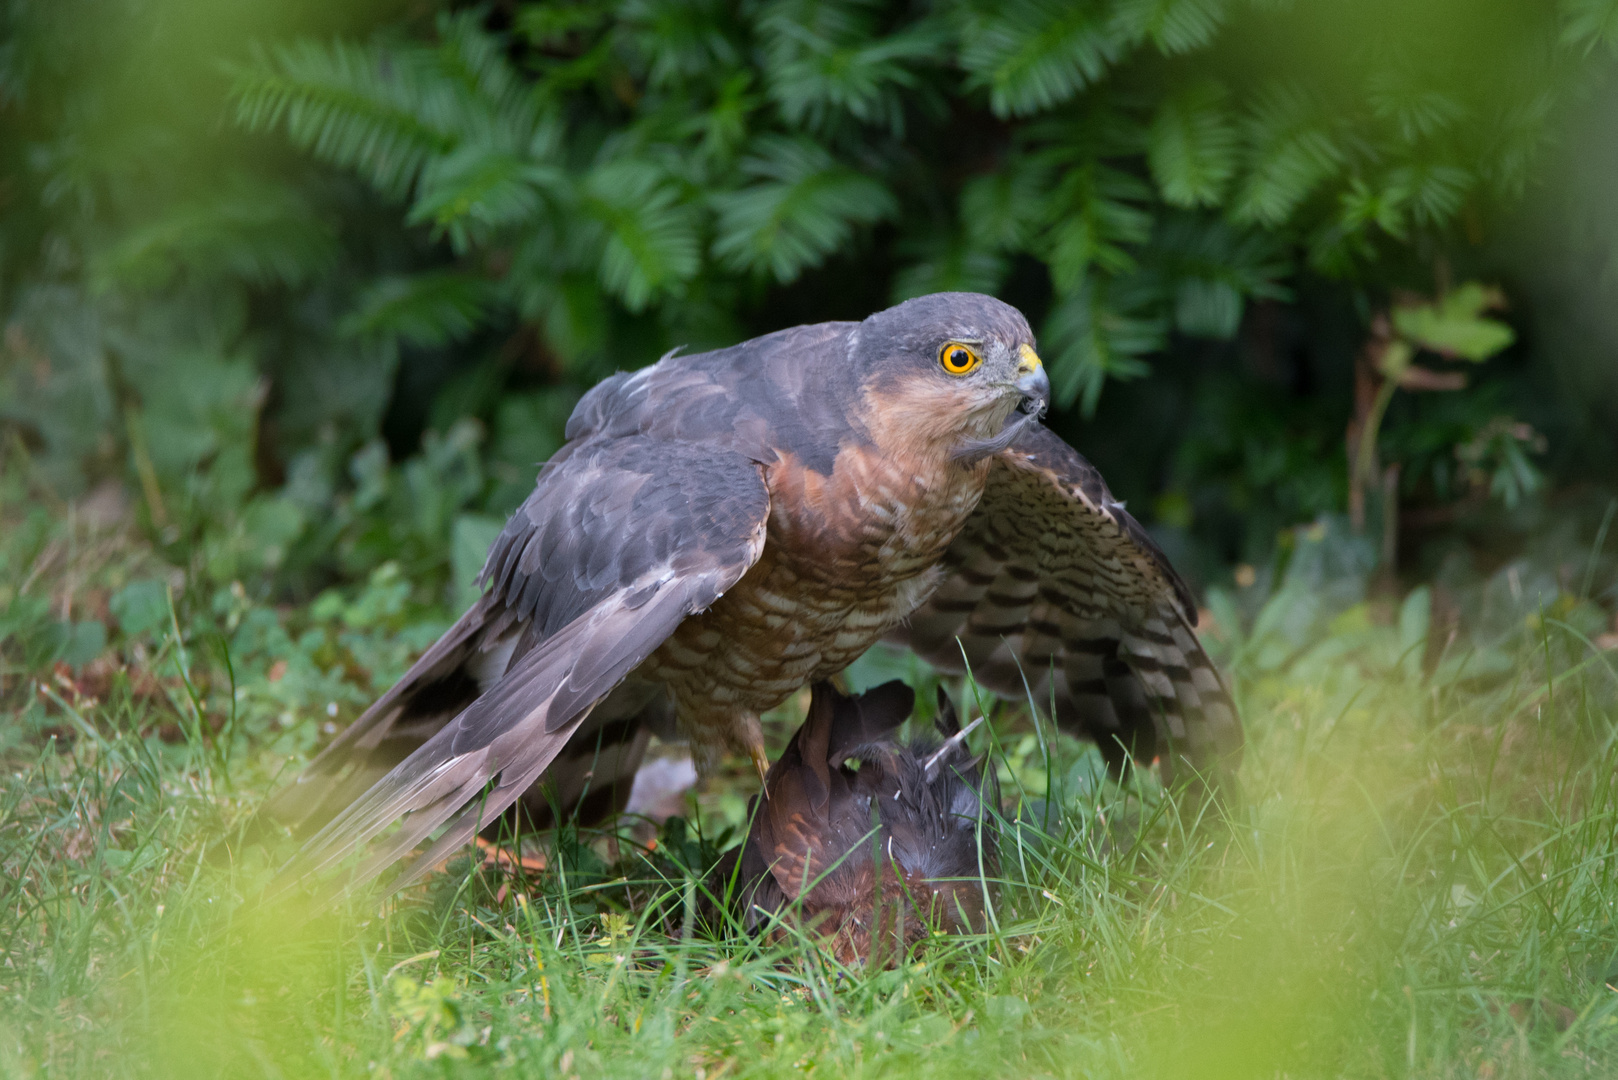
top-left (4, 0), bottom-right (1617, 618)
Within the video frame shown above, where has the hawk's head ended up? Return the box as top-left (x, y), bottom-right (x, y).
top-left (852, 292), bottom-right (1051, 463)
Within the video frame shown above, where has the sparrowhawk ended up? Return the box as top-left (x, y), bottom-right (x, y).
top-left (269, 292), bottom-right (1241, 891)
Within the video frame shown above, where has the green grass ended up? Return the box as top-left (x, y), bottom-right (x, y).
top-left (3, 507), bottom-right (1618, 1078)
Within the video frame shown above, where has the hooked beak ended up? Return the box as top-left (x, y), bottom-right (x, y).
top-left (1014, 344), bottom-right (1050, 418)
top-left (951, 344), bottom-right (1052, 465)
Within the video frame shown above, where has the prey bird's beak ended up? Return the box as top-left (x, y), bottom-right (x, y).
top-left (1015, 344), bottom-right (1050, 418)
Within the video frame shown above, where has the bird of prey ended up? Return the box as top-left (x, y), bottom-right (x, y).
top-left (269, 292), bottom-right (1241, 892)
top-left (712, 679), bottom-right (996, 967)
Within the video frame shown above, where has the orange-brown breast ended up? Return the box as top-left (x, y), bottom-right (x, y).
top-left (642, 388), bottom-right (993, 761)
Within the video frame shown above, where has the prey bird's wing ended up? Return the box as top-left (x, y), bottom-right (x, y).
top-left (277, 436), bottom-right (770, 893)
top-left (753, 683), bottom-right (911, 901)
top-left (892, 424), bottom-right (1242, 794)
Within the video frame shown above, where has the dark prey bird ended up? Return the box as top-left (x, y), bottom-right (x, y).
top-left (712, 679), bottom-right (996, 967)
top-left (267, 292), bottom-right (1241, 893)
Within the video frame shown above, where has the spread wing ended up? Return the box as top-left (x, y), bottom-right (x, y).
top-left (276, 435), bottom-right (770, 893)
top-left (892, 424), bottom-right (1242, 794)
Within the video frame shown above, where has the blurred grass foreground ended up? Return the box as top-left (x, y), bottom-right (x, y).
top-left (4, 0), bottom-right (1618, 1077)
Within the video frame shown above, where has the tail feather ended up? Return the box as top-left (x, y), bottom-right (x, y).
top-left (274, 579), bottom-right (707, 895)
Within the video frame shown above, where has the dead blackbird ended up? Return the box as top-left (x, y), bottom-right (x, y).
top-left (710, 679), bottom-right (998, 967)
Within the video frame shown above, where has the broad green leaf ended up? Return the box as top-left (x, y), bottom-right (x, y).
top-left (1397, 585), bottom-right (1431, 681)
top-left (1392, 283), bottom-right (1515, 361)
top-left (240, 497), bottom-right (308, 572)
top-left (59, 620), bottom-right (107, 668)
top-left (110, 580), bottom-right (172, 638)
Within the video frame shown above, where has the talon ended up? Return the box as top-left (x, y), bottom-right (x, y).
top-left (750, 744), bottom-right (771, 788)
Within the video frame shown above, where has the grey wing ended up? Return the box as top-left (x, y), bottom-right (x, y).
top-left (891, 424), bottom-right (1242, 794)
top-left (276, 436), bottom-right (770, 894)
top-left (260, 585), bottom-right (668, 844)
top-left (257, 594), bottom-right (524, 839)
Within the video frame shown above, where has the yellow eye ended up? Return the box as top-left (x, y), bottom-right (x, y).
top-left (939, 341), bottom-right (981, 376)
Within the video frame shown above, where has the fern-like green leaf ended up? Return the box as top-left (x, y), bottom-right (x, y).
top-left (1111, 0), bottom-right (1227, 55)
top-left (230, 40), bottom-right (456, 200)
top-left (1397, 162), bottom-right (1473, 226)
top-left (340, 271), bottom-right (498, 347)
top-left (1146, 212), bottom-right (1289, 338)
top-left (889, 234), bottom-right (1008, 301)
top-left (958, 0), bottom-right (1122, 118)
top-left (410, 145), bottom-right (565, 253)
top-left (1334, 175), bottom-right (1411, 247)
top-left (1043, 162), bottom-right (1154, 289)
top-left (959, 156), bottom-right (1055, 252)
top-left (710, 136), bottom-right (896, 282)
top-left (585, 160), bottom-right (703, 312)
top-left (517, 0), bottom-right (613, 51)
top-left (617, 0), bottom-right (739, 89)
top-left (757, 0), bottom-right (945, 133)
top-left (1148, 80), bottom-right (1236, 207)
top-left (1314, 162), bottom-right (1470, 275)
top-left (1145, 81), bottom-right (1229, 208)
top-left (435, 12), bottom-right (538, 127)
top-left (232, 15), bottom-right (539, 206)
top-left (1560, 0), bottom-right (1618, 53)
top-left (91, 183), bottom-right (339, 289)
top-left (1231, 83), bottom-right (1341, 227)
top-left (1042, 276), bottom-right (1163, 414)
top-left (1365, 67), bottom-right (1467, 143)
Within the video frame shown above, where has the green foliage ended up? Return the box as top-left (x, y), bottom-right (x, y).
top-left (4, 8), bottom-right (1618, 1075)
top-left (2, 0), bottom-right (1614, 591)
top-left (1148, 80), bottom-right (1237, 208)
top-left (340, 271), bottom-right (498, 347)
top-left (3, 488), bottom-right (1618, 1077)
top-left (1353, 282), bottom-right (1523, 524)
top-left (1562, 0), bottom-right (1618, 52)
top-left (215, 0), bottom-right (1614, 412)
top-left (959, 0), bottom-right (1122, 118)
top-left (1391, 282), bottom-right (1516, 361)
top-left (712, 135), bottom-right (898, 282)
